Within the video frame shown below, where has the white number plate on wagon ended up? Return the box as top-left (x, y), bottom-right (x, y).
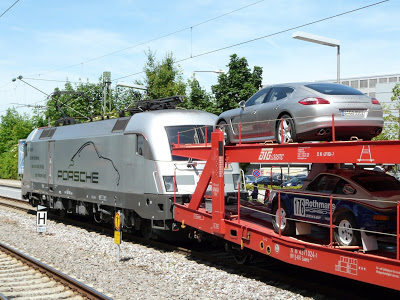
top-left (340, 110), bottom-right (367, 117)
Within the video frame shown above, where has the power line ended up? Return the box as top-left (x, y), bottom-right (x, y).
top-left (114, 0), bottom-right (389, 81)
top-left (22, 77), bottom-right (89, 84)
top-left (31, 0), bottom-right (265, 78)
top-left (3, 0), bottom-right (390, 108)
top-left (0, 0), bottom-right (19, 19)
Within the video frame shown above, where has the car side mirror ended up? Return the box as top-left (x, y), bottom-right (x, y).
top-left (238, 100), bottom-right (245, 109)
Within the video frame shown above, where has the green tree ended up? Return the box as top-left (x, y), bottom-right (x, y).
top-left (142, 50), bottom-right (186, 100)
top-left (373, 83), bottom-right (400, 141)
top-left (182, 76), bottom-right (217, 114)
top-left (211, 54), bottom-right (263, 114)
top-left (0, 108), bottom-right (33, 178)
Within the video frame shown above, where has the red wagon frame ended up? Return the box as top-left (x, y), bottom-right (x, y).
top-left (172, 130), bottom-right (400, 291)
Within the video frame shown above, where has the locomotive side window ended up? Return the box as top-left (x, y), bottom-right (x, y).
top-left (136, 134), bottom-right (153, 160)
top-left (137, 135), bottom-right (144, 156)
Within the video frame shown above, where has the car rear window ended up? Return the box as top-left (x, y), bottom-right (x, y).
top-left (350, 173), bottom-right (400, 192)
top-left (305, 83), bottom-right (364, 95)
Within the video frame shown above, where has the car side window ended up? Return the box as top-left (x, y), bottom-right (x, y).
top-left (265, 87), bottom-right (294, 103)
top-left (245, 88), bottom-right (270, 107)
top-left (333, 179), bottom-right (356, 195)
top-left (306, 174), bottom-right (340, 194)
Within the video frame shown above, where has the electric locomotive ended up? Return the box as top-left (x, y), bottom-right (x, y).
top-left (21, 100), bottom-right (245, 237)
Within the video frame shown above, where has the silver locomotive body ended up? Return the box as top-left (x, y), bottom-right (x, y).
top-left (22, 109), bottom-right (243, 232)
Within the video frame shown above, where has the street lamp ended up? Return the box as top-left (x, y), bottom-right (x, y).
top-left (193, 69), bottom-right (224, 74)
top-left (292, 31), bottom-right (341, 84)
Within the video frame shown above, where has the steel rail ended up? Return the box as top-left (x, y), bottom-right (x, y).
top-left (0, 241), bottom-right (111, 300)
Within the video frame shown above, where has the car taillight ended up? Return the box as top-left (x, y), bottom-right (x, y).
top-left (298, 97), bottom-right (330, 105)
top-left (373, 215), bottom-right (390, 221)
top-left (264, 189), bottom-right (270, 202)
top-left (371, 98), bottom-right (380, 104)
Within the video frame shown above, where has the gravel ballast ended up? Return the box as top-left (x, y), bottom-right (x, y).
top-left (0, 208), bottom-right (313, 299)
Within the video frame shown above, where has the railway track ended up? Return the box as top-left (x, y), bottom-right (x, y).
top-left (0, 196), bottom-right (398, 299)
top-left (0, 241), bottom-right (111, 300)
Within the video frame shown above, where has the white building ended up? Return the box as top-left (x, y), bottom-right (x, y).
top-left (321, 73), bottom-right (400, 104)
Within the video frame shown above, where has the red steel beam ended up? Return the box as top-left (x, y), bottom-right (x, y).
top-left (173, 139), bottom-right (400, 164)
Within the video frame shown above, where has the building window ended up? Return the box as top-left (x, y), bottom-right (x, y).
top-left (369, 92), bottom-right (376, 98)
top-left (369, 79), bottom-right (377, 88)
top-left (342, 81), bottom-right (349, 86)
top-left (379, 78), bottom-right (388, 84)
top-left (351, 80), bottom-right (359, 89)
top-left (389, 77), bottom-right (397, 83)
top-left (360, 80), bottom-right (368, 88)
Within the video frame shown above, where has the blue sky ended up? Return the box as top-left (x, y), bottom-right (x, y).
top-left (0, 0), bottom-right (399, 115)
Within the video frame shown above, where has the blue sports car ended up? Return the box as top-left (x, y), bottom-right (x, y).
top-left (265, 168), bottom-right (400, 246)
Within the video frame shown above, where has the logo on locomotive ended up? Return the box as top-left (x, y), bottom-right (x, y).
top-left (57, 170), bottom-right (99, 183)
top-left (57, 141), bottom-right (120, 185)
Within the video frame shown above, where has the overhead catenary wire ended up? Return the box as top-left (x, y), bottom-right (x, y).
top-left (3, 0), bottom-right (391, 112)
top-left (5, 1), bottom-right (390, 84)
top-left (115, 0), bottom-right (389, 81)
top-left (0, 0), bottom-right (19, 19)
top-left (32, 0), bottom-right (266, 78)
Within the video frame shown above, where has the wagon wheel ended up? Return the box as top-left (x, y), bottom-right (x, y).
top-left (232, 249), bottom-right (250, 264)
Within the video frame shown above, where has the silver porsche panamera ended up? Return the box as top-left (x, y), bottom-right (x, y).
top-left (216, 82), bottom-right (384, 144)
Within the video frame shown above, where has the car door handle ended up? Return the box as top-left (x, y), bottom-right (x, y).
top-left (253, 111), bottom-right (257, 114)
top-left (274, 105), bottom-right (279, 110)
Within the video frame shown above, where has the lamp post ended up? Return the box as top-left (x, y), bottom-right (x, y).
top-left (193, 69), bottom-right (224, 75)
top-left (292, 32), bottom-right (341, 84)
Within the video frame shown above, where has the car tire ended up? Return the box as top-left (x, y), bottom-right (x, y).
top-left (272, 202), bottom-right (295, 236)
top-left (334, 212), bottom-right (361, 246)
top-left (217, 121), bottom-right (232, 145)
top-left (275, 114), bottom-right (297, 144)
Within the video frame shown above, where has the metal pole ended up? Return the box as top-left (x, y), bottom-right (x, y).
top-left (278, 191), bottom-right (281, 236)
top-left (397, 201), bottom-right (399, 260)
top-left (239, 122), bottom-right (242, 145)
top-left (337, 45), bottom-right (340, 84)
top-left (237, 182), bottom-right (241, 224)
top-left (330, 195), bottom-right (333, 247)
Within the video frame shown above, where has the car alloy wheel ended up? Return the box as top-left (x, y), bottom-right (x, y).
top-left (272, 203), bottom-right (295, 235)
top-left (334, 212), bottom-right (361, 246)
top-left (217, 121), bottom-right (231, 145)
top-left (276, 114), bottom-right (297, 144)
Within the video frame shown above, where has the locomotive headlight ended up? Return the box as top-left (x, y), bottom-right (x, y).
top-left (233, 174), bottom-right (240, 190)
top-left (163, 176), bottom-right (176, 192)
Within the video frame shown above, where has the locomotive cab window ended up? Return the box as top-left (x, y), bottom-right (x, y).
top-left (165, 125), bottom-right (213, 161)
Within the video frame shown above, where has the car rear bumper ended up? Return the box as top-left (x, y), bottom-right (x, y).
top-left (297, 125), bottom-right (382, 141)
top-left (296, 116), bottom-right (383, 141)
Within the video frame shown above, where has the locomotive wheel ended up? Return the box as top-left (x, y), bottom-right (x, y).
top-left (141, 219), bottom-right (153, 240)
top-left (58, 209), bottom-right (66, 218)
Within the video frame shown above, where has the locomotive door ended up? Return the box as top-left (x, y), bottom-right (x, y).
top-left (48, 141), bottom-right (55, 191)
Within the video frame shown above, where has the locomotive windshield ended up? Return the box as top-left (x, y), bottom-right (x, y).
top-left (165, 125), bottom-right (213, 161)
